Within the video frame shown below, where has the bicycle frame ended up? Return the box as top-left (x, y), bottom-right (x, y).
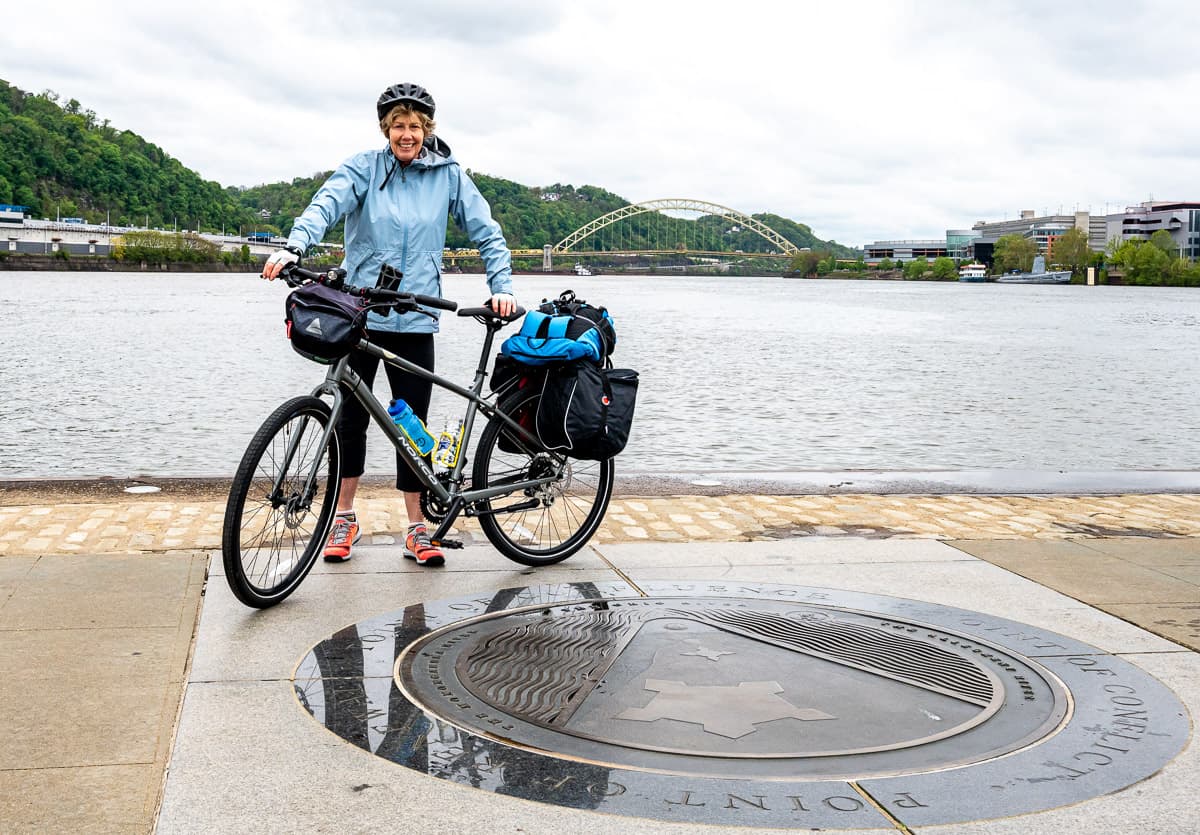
top-left (285, 316), bottom-right (558, 542)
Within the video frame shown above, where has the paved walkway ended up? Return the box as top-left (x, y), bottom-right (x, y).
top-left (3, 488), bottom-right (1199, 557)
top-left (0, 487), bottom-right (1197, 832)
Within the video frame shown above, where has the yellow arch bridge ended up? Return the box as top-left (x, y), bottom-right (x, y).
top-left (445, 199), bottom-right (800, 269)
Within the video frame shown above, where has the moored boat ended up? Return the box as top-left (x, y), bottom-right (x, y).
top-left (994, 255), bottom-right (1071, 284)
top-left (958, 263), bottom-right (989, 282)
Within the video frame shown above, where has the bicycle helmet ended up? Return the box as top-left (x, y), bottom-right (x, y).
top-left (376, 83), bottom-right (436, 121)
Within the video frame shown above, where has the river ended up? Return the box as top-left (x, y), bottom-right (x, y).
top-left (2, 271), bottom-right (1198, 480)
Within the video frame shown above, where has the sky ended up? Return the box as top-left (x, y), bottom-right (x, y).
top-left (4, 0), bottom-right (1200, 247)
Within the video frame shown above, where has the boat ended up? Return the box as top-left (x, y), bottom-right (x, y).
top-left (958, 263), bottom-right (990, 282)
top-left (573, 263), bottom-right (593, 277)
top-left (994, 255), bottom-right (1071, 284)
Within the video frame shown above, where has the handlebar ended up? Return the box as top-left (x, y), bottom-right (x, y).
top-left (281, 263), bottom-right (458, 313)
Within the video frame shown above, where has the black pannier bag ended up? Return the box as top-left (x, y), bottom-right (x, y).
top-left (490, 353), bottom-right (547, 395)
top-left (491, 354), bottom-right (548, 454)
top-left (535, 363), bottom-right (638, 460)
top-left (285, 283), bottom-right (368, 364)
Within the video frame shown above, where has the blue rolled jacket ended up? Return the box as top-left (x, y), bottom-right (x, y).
top-left (286, 136), bottom-right (513, 333)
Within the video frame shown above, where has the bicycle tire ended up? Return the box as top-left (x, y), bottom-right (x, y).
top-left (222, 396), bottom-right (341, 607)
top-left (473, 391), bottom-right (613, 566)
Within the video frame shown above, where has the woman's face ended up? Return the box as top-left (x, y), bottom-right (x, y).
top-left (388, 113), bottom-right (425, 164)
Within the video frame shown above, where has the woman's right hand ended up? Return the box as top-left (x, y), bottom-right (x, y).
top-left (262, 247), bottom-right (300, 280)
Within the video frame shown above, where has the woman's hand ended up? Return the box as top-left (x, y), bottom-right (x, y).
top-left (489, 292), bottom-right (516, 316)
top-left (262, 247), bottom-right (300, 280)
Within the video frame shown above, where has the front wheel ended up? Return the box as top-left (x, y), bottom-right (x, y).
top-left (473, 392), bottom-right (613, 566)
top-left (222, 396), bottom-right (341, 607)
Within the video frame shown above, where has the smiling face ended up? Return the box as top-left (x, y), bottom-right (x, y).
top-left (388, 112), bottom-right (426, 164)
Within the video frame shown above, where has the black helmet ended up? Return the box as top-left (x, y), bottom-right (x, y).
top-left (376, 82), bottom-right (436, 121)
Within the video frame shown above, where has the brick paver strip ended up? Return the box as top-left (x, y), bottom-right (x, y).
top-left (1, 492), bottom-right (1198, 556)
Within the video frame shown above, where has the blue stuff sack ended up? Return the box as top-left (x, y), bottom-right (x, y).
top-left (501, 309), bottom-right (606, 366)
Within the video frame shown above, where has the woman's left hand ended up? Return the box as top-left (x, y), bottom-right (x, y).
top-left (489, 293), bottom-right (516, 316)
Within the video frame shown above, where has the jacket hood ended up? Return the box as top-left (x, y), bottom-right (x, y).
top-left (423, 134), bottom-right (452, 159)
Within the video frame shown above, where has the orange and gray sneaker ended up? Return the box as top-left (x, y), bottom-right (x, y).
top-left (323, 512), bottom-right (361, 562)
top-left (404, 523), bottom-right (444, 567)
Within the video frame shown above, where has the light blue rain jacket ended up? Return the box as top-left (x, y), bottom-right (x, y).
top-left (286, 136), bottom-right (513, 333)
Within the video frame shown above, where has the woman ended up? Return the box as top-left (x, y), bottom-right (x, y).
top-left (263, 82), bottom-right (515, 566)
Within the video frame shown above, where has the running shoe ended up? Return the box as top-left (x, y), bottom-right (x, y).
top-left (404, 523), bottom-right (445, 567)
top-left (323, 512), bottom-right (361, 562)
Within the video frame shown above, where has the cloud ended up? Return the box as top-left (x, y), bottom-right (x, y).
top-left (3, 0), bottom-right (1200, 245)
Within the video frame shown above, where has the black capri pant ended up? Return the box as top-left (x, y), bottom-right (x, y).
top-left (337, 331), bottom-right (435, 492)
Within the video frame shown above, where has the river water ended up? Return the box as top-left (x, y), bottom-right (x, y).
top-left (2, 270), bottom-right (1198, 480)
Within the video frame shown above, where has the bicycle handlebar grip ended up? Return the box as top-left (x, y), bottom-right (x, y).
top-left (414, 293), bottom-right (458, 312)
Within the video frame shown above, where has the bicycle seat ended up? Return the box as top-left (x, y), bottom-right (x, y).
top-left (457, 304), bottom-right (525, 324)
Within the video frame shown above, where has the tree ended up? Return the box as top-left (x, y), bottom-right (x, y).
top-left (931, 256), bottom-right (957, 280)
top-left (1129, 241), bottom-right (1170, 284)
top-left (1052, 227), bottom-right (1090, 276)
top-left (788, 250), bottom-right (822, 277)
top-left (1149, 229), bottom-right (1177, 255)
top-left (994, 234), bottom-right (1037, 273)
top-left (877, 257), bottom-right (894, 271)
top-left (903, 257), bottom-right (929, 280)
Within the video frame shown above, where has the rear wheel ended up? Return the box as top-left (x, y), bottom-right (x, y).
top-left (222, 396), bottom-right (340, 607)
top-left (473, 392), bottom-right (613, 566)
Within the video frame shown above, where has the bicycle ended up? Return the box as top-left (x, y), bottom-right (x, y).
top-left (221, 264), bottom-right (614, 608)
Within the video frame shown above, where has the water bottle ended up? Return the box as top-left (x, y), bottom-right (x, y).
top-left (434, 418), bottom-right (465, 468)
top-left (387, 399), bottom-right (436, 456)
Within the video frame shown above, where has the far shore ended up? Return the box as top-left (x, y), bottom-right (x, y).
top-left (4, 470), bottom-right (1200, 507)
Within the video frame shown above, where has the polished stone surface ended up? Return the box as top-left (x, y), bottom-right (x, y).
top-left (293, 581), bottom-right (1189, 827)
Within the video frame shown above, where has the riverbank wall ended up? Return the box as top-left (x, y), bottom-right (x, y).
top-left (0, 254), bottom-right (263, 272)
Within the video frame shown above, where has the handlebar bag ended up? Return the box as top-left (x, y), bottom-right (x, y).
top-left (535, 362), bottom-right (638, 460)
top-left (284, 283), bottom-right (368, 364)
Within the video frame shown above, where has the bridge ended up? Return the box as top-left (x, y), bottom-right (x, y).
top-left (454, 199), bottom-right (800, 270)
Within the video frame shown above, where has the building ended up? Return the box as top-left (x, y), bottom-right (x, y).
top-left (969, 210), bottom-right (1093, 259)
top-left (1108, 202), bottom-right (1200, 258)
top-left (864, 200), bottom-right (1200, 267)
top-left (862, 239), bottom-right (947, 262)
top-left (945, 229), bottom-right (978, 259)
top-left (0, 204), bottom-right (26, 225)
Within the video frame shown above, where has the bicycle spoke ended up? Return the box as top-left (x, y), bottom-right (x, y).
top-left (223, 397), bottom-right (339, 607)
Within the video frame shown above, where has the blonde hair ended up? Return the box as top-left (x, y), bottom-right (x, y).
top-left (380, 105), bottom-right (435, 137)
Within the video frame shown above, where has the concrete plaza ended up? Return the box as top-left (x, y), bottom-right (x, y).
top-left (0, 486), bottom-right (1196, 832)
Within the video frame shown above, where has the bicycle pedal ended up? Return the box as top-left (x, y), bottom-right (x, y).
top-left (432, 538), bottom-right (464, 550)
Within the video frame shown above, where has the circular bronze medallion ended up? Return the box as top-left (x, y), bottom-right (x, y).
top-left (398, 597), bottom-right (1066, 779)
top-left (295, 581), bottom-right (1189, 828)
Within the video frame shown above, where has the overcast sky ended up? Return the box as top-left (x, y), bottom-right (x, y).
top-left (4, 1), bottom-right (1199, 246)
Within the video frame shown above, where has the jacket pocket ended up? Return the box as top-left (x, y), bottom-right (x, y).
top-left (428, 251), bottom-right (443, 297)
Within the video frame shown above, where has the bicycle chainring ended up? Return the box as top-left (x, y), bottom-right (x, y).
top-left (420, 474), bottom-right (456, 523)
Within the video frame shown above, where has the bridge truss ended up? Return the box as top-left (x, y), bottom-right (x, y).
top-left (553, 199), bottom-right (799, 256)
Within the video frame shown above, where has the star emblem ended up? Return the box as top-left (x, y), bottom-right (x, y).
top-left (680, 644), bottom-right (734, 662)
top-left (617, 679), bottom-right (835, 739)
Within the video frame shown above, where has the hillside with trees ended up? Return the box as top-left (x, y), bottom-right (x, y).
top-left (1, 78), bottom-right (852, 257)
top-left (0, 80), bottom-right (255, 231)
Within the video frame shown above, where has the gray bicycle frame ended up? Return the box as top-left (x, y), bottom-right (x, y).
top-left (288, 318), bottom-right (556, 514)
